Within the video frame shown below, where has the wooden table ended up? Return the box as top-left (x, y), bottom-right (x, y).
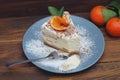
top-left (0, 1), bottom-right (120, 80)
top-left (0, 13), bottom-right (120, 80)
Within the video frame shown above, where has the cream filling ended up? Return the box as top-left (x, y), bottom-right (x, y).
top-left (41, 11), bottom-right (80, 53)
top-left (42, 22), bottom-right (80, 53)
top-left (43, 34), bottom-right (80, 53)
top-left (59, 54), bottom-right (81, 71)
top-left (41, 22), bottom-right (78, 39)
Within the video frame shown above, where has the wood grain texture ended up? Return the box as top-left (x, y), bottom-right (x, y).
top-left (0, 0), bottom-right (120, 80)
top-left (0, 13), bottom-right (120, 80)
top-left (0, 0), bottom-right (120, 18)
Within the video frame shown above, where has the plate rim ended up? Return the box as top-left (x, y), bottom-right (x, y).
top-left (22, 15), bottom-right (105, 74)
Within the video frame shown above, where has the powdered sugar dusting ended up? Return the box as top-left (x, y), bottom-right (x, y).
top-left (76, 26), bottom-right (95, 62)
top-left (25, 26), bottom-right (95, 71)
top-left (26, 39), bottom-right (56, 58)
top-left (40, 59), bottom-right (66, 68)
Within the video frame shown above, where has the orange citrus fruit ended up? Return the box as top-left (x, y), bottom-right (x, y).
top-left (106, 17), bottom-right (120, 37)
top-left (50, 16), bottom-right (68, 31)
top-left (57, 16), bottom-right (68, 26)
top-left (90, 6), bottom-right (107, 25)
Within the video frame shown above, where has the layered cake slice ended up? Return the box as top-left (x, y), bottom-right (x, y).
top-left (41, 7), bottom-right (80, 54)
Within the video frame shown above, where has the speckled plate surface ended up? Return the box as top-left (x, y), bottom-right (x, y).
top-left (22, 15), bottom-right (105, 74)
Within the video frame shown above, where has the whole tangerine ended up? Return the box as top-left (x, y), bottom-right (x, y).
top-left (90, 6), bottom-right (106, 25)
top-left (90, 5), bottom-right (117, 26)
top-left (106, 17), bottom-right (120, 37)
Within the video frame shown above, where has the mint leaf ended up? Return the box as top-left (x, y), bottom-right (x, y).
top-left (48, 6), bottom-right (59, 16)
top-left (59, 7), bottom-right (64, 16)
top-left (48, 6), bottom-right (65, 16)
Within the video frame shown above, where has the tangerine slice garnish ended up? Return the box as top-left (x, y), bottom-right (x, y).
top-left (50, 16), bottom-right (69, 31)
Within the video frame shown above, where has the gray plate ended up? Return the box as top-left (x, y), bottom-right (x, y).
top-left (22, 15), bottom-right (105, 74)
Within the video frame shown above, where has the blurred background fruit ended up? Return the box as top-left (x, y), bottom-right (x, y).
top-left (106, 17), bottom-right (120, 37)
top-left (90, 5), bottom-right (116, 26)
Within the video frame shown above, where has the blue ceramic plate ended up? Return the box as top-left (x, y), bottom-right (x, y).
top-left (22, 15), bottom-right (105, 74)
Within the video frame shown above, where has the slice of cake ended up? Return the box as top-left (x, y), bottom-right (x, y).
top-left (41, 11), bottom-right (80, 54)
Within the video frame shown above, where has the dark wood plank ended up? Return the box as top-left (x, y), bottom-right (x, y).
top-left (0, 67), bottom-right (49, 80)
top-left (0, 0), bottom-right (120, 18)
top-left (0, 16), bottom-right (47, 41)
top-left (0, 62), bottom-right (120, 80)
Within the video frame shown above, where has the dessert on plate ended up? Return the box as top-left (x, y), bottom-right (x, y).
top-left (41, 6), bottom-right (80, 54)
top-left (40, 6), bottom-right (81, 71)
top-left (59, 54), bottom-right (81, 71)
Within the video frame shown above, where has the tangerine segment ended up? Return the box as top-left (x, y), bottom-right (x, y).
top-left (57, 16), bottom-right (69, 26)
top-left (50, 16), bottom-right (68, 31)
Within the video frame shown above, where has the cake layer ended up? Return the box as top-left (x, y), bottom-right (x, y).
top-left (42, 22), bottom-right (80, 54)
top-left (41, 11), bottom-right (80, 54)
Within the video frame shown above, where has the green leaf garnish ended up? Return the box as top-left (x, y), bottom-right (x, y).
top-left (48, 6), bottom-right (64, 16)
top-left (48, 6), bottom-right (59, 16)
top-left (59, 7), bottom-right (64, 16)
